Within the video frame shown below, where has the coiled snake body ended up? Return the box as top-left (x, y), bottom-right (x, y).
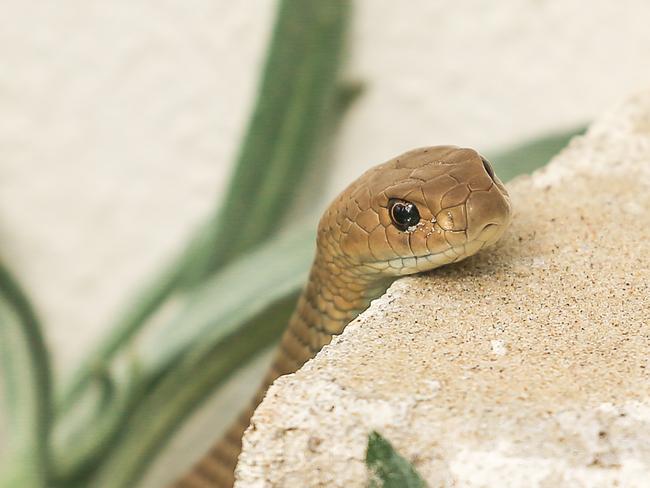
top-left (175, 146), bottom-right (512, 487)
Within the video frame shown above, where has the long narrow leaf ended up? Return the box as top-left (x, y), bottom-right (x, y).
top-left (58, 263), bottom-right (179, 412)
top-left (180, 0), bottom-right (351, 286)
top-left (142, 226), bottom-right (314, 372)
top-left (0, 263), bottom-right (52, 488)
top-left (366, 431), bottom-right (427, 488)
top-left (79, 225), bottom-right (314, 488)
top-left (56, 226), bottom-right (315, 481)
top-left (60, 0), bottom-right (350, 416)
top-left (487, 125), bottom-right (586, 182)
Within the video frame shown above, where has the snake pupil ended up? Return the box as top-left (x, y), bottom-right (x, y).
top-left (389, 199), bottom-right (420, 231)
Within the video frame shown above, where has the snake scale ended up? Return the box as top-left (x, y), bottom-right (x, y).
top-left (174, 146), bottom-right (512, 487)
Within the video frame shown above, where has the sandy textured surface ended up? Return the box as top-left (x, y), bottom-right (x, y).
top-left (235, 93), bottom-right (650, 487)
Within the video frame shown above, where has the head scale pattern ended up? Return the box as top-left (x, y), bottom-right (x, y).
top-left (317, 146), bottom-right (512, 277)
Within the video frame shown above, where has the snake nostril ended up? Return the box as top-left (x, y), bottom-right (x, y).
top-left (481, 156), bottom-right (496, 181)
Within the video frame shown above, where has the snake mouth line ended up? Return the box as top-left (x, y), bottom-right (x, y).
top-left (378, 245), bottom-right (470, 272)
top-left (366, 227), bottom-right (502, 270)
top-left (378, 227), bottom-right (505, 274)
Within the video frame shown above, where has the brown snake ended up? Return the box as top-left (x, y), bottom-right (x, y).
top-left (174, 146), bottom-right (512, 487)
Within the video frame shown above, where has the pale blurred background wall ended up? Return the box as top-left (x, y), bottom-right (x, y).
top-left (1, 0), bottom-right (650, 483)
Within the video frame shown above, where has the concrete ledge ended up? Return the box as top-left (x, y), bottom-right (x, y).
top-left (235, 92), bottom-right (650, 487)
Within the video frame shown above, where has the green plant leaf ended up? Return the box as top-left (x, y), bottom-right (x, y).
top-left (366, 431), bottom-right (427, 488)
top-left (59, 0), bottom-right (351, 421)
top-left (179, 0), bottom-right (351, 287)
top-left (55, 0), bottom-right (351, 483)
top-left (80, 225), bottom-right (314, 488)
top-left (0, 262), bottom-right (52, 488)
top-left (487, 125), bottom-right (587, 182)
top-left (142, 223), bottom-right (315, 377)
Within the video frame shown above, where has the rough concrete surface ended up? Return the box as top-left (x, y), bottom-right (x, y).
top-left (235, 92), bottom-right (650, 487)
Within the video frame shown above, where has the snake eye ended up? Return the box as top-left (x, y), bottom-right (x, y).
top-left (388, 198), bottom-right (420, 231)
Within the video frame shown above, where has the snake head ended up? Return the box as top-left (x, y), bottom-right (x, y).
top-left (319, 146), bottom-right (512, 277)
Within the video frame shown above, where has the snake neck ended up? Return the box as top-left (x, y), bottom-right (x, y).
top-left (172, 251), bottom-right (391, 488)
top-left (271, 249), bottom-right (391, 377)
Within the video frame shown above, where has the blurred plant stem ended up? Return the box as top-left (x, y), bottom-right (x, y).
top-left (487, 125), bottom-right (586, 181)
top-left (52, 1), bottom-right (352, 486)
top-left (59, 0), bottom-right (350, 408)
top-left (0, 263), bottom-right (52, 488)
top-left (53, 226), bottom-right (314, 486)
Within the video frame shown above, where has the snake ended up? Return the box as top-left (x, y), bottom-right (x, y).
top-left (174, 146), bottom-right (512, 487)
